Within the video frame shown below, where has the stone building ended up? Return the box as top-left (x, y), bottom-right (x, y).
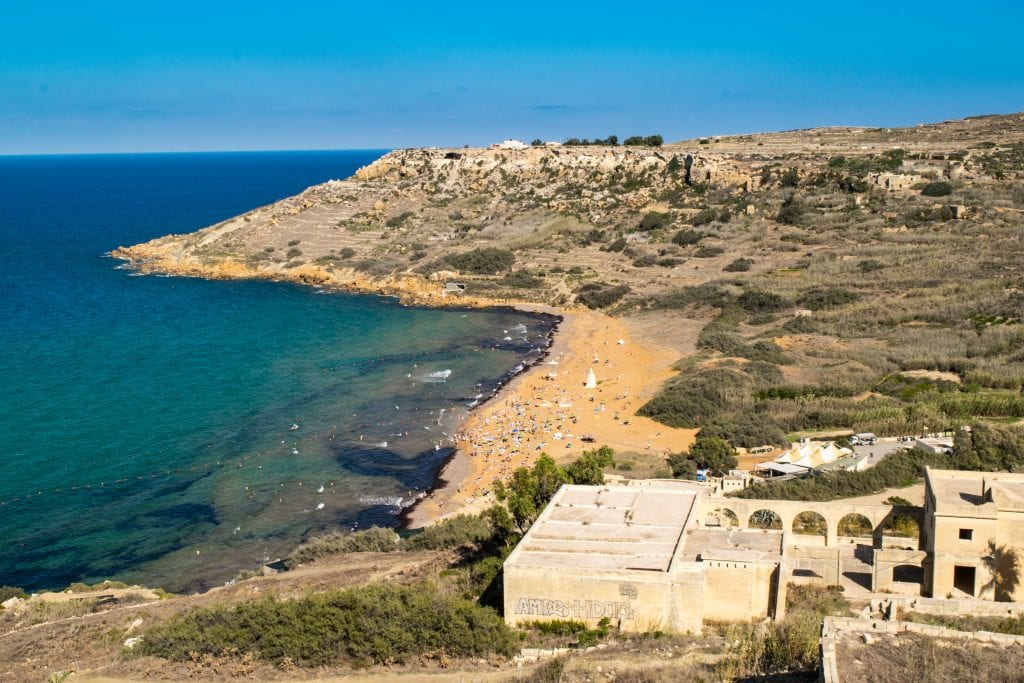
top-left (503, 468), bottom-right (1024, 633)
top-left (923, 468), bottom-right (1024, 600)
top-left (503, 479), bottom-right (781, 634)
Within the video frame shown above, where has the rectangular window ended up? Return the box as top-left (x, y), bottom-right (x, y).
top-left (959, 528), bottom-right (973, 540)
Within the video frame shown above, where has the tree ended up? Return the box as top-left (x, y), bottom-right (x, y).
top-left (668, 452), bottom-right (699, 479)
top-left (776, 193), bottom-right (806, 225)
top-left (565, 446), bottom-right (615, 484)
top-left (688, 435), bottom-right (738, 474)
top-left (493, 454), bottom-right (566, 532)
top-left (530, 139), bottom-right (544, 146)
top-left (644, 134), bottom-right (664, 147)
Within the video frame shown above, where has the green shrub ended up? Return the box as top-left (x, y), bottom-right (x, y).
top-left (576, 283), bottom-right (630, 309)
top-left (289, 527), bottom-right (399, 566)
top-left (776, 194), bottom-right (806, 225)
top-left (286, 247), bottom-right (303, 258)
top-left (385, 211), bottom-right (415, 227)
top-left (500, 271), bottom-right (544, 288)
top-left (638, 211), bottom-right (672, 231)
top-left (404, 514), bottom-right (494, 551)
top-left (700, 415), bottom-right (788, 448)
top-left (857, 259), bottom-right (884, 273)
top-left (650, 284), bottom-right (732, 310)
top-left (797, 287), bottom-right (860, 311)
top-left (737, 289), bottom-right (789, 313)
top-left (638, 367), bottom-right (753, 428)
top-left (604, 237), bottom-right (628, 252)
top-left (920, 181), bottom-right (954, 196)
top-left (690, 208), bottom-right (718, 226)
top-left (672, 228), bottom-right (703, 245)
top-left (442, 247), bottom-right (516, 274)
top-left (338, 247), bottom-right (356, 259)
top-left (693, 245), bottom-right (725, 258)
top-left (0, 586), bottom-right (27, 603)
top-left (564, 446), bottom-right (615, 484)
top-left (671, 435), bottom-right (737, 476)
top-left (134, 583), bottom-right (516, 667)
top-left (724, 257), bottom-right (754, 272)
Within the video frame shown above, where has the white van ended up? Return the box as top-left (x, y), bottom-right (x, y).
top-left (850, 432), bottom-right (877, 446)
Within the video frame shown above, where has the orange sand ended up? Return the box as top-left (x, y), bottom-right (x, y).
top-left (406, 310), bottom-right (697, 525)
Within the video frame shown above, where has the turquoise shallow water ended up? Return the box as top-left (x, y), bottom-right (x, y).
top-left (0, 152), bottom-right (553, 592)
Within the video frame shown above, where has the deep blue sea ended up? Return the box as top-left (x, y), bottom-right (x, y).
top-left (0, 151), bottom-right (553, 593)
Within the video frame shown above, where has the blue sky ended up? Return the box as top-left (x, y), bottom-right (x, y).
top-left (1, 1), bottom-right (1021, 154)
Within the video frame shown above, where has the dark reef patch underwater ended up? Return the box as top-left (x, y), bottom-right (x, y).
top-left (0, 151), bottom-right (553, 592)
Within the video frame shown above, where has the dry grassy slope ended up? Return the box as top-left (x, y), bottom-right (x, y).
top-left (113, 112), bottom-right (1024, 432)
top-left (0, 551), bottom-right (447, 682)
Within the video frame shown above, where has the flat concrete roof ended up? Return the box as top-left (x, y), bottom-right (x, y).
top-left (679, 528), bottom-right (783, 563)
top-left (507, 480), bottom-right (700, 572)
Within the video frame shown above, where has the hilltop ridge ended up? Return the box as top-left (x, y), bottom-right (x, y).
top-left (114, 111), bottom-right (1024, 447)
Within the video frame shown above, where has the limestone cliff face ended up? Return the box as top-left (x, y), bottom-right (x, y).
top-left (113, 112), bottom-right (1024, 309)
top-left (354, 146), bottom-right (751, 194)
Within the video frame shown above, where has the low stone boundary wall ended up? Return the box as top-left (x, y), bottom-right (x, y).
top-left (819, 616), bottom-right (1024, 682)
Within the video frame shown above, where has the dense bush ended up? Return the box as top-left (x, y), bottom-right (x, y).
top-left (638, 211), bottom-right (672, 231)
top-left (134, 583), bottom-right (517, 667)
top-left (385, 210), bottom-right (415, 227)
top-left (693, 245), bottom-right (725, 258)
top-left (672, 228), bottom-right (703, 245)
top-left (576, 282), bottom-right (631, 309)
top-left (776, 194), bottom-right (806, 225)
top-left (724, 257), bottom-right (754, 272)
top-left (500, 270), bottom-right (544, 288)
top-left (622, 134), bottom-right (663, 147)
top-left (700, 414), bottom-right (789, 448)
top-left (638, 367), bottom-right (754, 428)
top-left (920, 181), bottom-right (954, 197)
top-left (797, 287), bottom-right (860, 311)
top-left (827, 150), bottom-right (904, 177)
top-left (603, 236), bottom-right (628, 252)
top-left (289, 527), bottom-right (399, 565)
top-left (442, 247), bottom-right (516, 274)
top-left (669, 435), bottom-right (737, 477)
top-left (737, 289), bottom-right (789, 313)
top-left (951, 423), bottom-right (1024, 471)
top-left (0, 586), bottom-right (26, 603)
top-left (690, 208), bottom-right (718, 226)
top-left (563, 446), bottom-right (615, 485)
top-left (404, 514), bottom-right (494, 551)
top-left (650, 284), bottom-right (732, 310)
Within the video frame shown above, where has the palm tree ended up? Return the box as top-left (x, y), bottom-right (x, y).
top-left (983, 540), bottom-right (1020, 602)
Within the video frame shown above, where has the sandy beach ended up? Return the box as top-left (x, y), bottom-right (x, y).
top-left (406, 309), bottom-right (698, 525)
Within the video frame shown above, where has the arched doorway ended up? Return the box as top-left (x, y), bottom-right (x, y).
top-left (749, 509), bottom-right (782, 530)
top-left (837, 513), bottom-right (873, 538)
top-left (792, 511), bottom-right (827, 538)
top-left (705, 508), bottom-right (739, 528)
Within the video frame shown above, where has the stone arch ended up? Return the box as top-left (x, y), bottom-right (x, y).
top-left (882, 509), bottom-right (921, 539)
top-left (837, 513), bottom-right (873, 538)
top-left (749, 508), bottom-right (782, 530)
top-left (705, 508), bottom-right (739, 528)
top-left (792, 511), bottom-right (827, 538)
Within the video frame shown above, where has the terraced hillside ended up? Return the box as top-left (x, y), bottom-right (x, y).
top-left (116, 113), bottom-right (1024, 443)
